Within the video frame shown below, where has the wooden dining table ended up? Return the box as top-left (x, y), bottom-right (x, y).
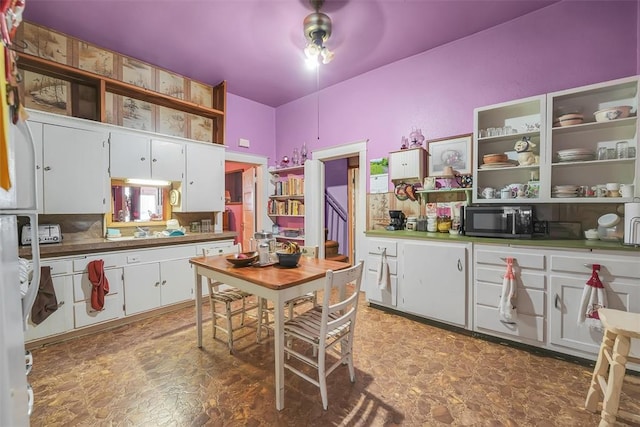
top-left (189, 254), bottom-right (350, 410)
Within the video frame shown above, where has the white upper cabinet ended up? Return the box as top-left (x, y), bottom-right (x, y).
top-left (175, 142), bottom-right (224, 212)
top-left (109, 131), bottom-right (184, 182)
top-left (43, 123), bottom-right (109, 214)
top-left (473, 95), bottom-right (546, 204)
top-left (546, 76), bottom-right (639, 202)
top-left (389, 147), bottom-right (427, 183)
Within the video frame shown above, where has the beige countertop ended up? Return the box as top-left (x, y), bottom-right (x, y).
top-left (365, 229), bottom-right (640, 252)
top-left (19, 231), bottom-right (238, 258)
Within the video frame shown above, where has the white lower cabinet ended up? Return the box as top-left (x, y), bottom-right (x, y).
top-left (25, 240), bottom-right (232, 343)
top-left (400, 241), bottom-right (469, 327)
top-left (364, 238), bottom-right (398, 307)
top-left (547, 250), bottom-right (640, 364)
top-left (473, 245), bottom-right (547, 345)
top-left (123, 248), bottom-right (196, 316)
top-left (24, 259), bottom-right (74, 342)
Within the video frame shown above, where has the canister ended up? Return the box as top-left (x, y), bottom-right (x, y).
top-left (406, 217), bottom-right (417, 231)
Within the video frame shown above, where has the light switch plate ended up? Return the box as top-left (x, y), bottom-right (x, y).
top-left (238, 138), bottom-right (250, 148)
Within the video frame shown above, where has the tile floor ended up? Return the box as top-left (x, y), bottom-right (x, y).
top-left (28, 297), bottom-right (640, 426)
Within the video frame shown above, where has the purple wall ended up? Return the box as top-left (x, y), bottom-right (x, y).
top-left (275, 1), bottom-right (638, 191)
top-left (225, 93), bottom-right (277, 161)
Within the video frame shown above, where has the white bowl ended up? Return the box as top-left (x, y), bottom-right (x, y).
top-left (584, 229), bottom-right (599, 240)
top-left (594, 106), bottom-right (632, 122)
top-left (605, 182), bottom-right (620, 191)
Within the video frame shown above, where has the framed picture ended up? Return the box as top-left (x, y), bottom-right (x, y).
top-left (426, 133), bottom-right (473, 176)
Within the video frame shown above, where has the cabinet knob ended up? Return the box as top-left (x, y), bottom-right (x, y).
top-left (44, 166), bottom-right (51, 171)
top-left (457, 259), bottom-right (462, 272)
top-left (554, 294), bottom-right (561, 309)
top-left (140, 157), bottom-right (146, 161)
top-left (190, 181), bottom-right (194, 185)
top-left (36, 165), bottom-right (41, 170)
top-left (155, 281), bottom-right (160, 287)
top-left (152, 158), bottom-right (157, 163)
top-left (161, 280), bottom-right (167, 286)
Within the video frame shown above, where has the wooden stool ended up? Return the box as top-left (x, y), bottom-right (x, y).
top-left (584, 308), bottom-right (640, 426)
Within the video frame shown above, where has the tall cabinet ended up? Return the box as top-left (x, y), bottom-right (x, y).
top-left (268, 165), bottom-right (305, 244)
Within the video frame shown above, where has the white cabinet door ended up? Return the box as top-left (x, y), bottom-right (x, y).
top-left (150, 139), bottom-right (184, 181)
top-left (389, 148), bottom-right (425, 182)
top-left (182, 142), bottom-right (224, 212)
top-left (159, 258), bottom-right (193, 305)
top-left (24, 274), bottom-right (74, 342)
top-left (401, 241), bottom-right (468, 326)
top-left (549, 275), bottom-right (640, 357)
top-left (109, 131), bottom-right (151, 179)
top-left (43, 124), bottom-right (109, 213)
top-left (123, 263), bottom-right (161, 315)
top-left (365, 238), bottom-right (398, 307)
top-left (15, 121), bottom-right (44, 212)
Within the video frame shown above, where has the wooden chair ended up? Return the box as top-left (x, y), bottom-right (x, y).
top-left (584, 308), bottom-right (640, 426)
top-left (283, 260), bottom-right (364, 410)
top-left (204, 244), bottom-right (260, 353)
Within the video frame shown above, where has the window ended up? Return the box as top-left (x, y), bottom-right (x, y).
top-left (225, 170), bottom-right (243, 204)
top-left (108, 180), bottom-right (169, 226)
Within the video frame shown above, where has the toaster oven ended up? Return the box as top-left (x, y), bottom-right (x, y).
top-left (21, 224), bottom-right (62, 245)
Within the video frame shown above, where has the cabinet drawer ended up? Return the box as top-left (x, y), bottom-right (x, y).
top-left (476, 266), bottom-right (546, 290)
top-left (73, 293), bottom-right (123, 328)
top-left (365, 270), bottom-right (397, 307)
top-left (475, 305), bottom-right (544, 343)
top-left (73, 268), bottom-right (122, 302)
top-left (368, 239), bottom-right (397, 257)
top-left (366, 254), bottom-right (397, 276)
top-left (42, 259), bottom-right (72, 276)
top-left (73, 253), bottom-right (127, 272)
top-left (196, 240), bottom-right (235, 256)
top-left (475, 281), bottom-right (545, 316)
top-left (125, 246), bottom-right (195, 264)
top-left (550, 255), bottom-right (640, 279)
top-left (475, 248), bottom-right (545, 270)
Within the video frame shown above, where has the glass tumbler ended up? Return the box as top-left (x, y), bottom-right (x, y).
top-left (597, 147), bottom-right (608, 161)
top-left (616, 141), bottom-right (629, 159)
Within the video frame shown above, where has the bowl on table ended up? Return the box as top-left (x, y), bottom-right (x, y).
top-left (225, 252), bottom-right (259, 267)
top-left (276, 251), bottom-right (302, 267)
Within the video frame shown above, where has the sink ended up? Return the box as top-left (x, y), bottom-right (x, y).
top-left (106, 236), bottom-right (137, 241)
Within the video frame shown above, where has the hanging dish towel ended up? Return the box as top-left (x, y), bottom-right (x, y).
top-left (30, 266), bottom-right (58, 325)
top-left (377, 248), bottom-right (390, 291)
top-left (578, 264), bottom-right (607, 331)
top-left (88, 259), bottom-right (110, 311)
top-left (498, 257), bottom-right (517, 324)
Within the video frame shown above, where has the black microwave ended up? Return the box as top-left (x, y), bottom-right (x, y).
top-left (462, 205), bottom-right (534, 238)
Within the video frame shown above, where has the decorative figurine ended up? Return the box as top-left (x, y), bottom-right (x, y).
top-left (409, 128), bottom-right (425, 148)
top-left (301, 142), bottom-right (308, 162)
top-left (280, 155), bottom-right (290, 168)
top-left (292, 148), bottom-right (300, 165)
top-left (514, 136), bottom-right (539, 166)
top-left (400, 136), bottom-right (409, 150)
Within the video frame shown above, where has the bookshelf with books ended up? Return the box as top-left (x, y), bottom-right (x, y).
top-left (268, 165), bottom-right (305, 243)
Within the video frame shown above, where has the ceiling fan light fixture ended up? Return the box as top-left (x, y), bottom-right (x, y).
top-left (302, 8), bottom-right (333, 65)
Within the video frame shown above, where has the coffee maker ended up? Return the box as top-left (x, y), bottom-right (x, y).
top-left (387, 210), bottom-right (406, 230)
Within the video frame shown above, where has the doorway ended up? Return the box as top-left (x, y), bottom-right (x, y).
top-left (224, 152), bottom-right (270, 252)
top-left (306, 140), bottom-right (367, 264)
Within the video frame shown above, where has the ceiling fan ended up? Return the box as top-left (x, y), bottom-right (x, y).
top-left (303, 0), bottom-right (334, 65)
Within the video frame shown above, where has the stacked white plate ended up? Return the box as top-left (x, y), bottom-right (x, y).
top-left (552, 184), bottom-right (578, 198)
top-left (556, 148), bottom-right (595, 162)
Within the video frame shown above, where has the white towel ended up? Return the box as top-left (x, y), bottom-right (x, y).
top-left (498, 258), bottom-right (517, 324)
top-left (577, 264), bottom-right (607, 331)
top-left (377, 248), bottom-right (390, 291)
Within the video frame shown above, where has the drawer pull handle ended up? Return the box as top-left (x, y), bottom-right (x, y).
top-left (457, 259), bottom-right (462, 272)
top-left (583, 263), bottom-right (595, 269)
top-left (500, 319), bottom-right (516, 325)
top-left (554, 294), bottom-right (560, 309)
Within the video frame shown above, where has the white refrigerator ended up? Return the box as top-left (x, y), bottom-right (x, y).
top-left (0, 119), bottom-right (41, 426)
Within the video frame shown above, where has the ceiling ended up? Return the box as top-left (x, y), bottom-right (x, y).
top-left (23, 0), bottom-right (558, 107)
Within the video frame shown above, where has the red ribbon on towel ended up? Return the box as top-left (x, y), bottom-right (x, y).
top-left (88, 260), bottom-right (110, 310)
top-left (586, 264), bottom-right (603, 320)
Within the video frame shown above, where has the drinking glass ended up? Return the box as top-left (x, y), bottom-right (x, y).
top-left (597, 147), bottom-right (608, 161)
top-left (616, 141), bottom-right (629, 159)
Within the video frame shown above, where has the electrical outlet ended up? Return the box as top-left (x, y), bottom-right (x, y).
top-left (238, 138), bottom-right (250, 148)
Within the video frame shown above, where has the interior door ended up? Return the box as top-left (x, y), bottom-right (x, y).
top-left (241, 167), bottom-right (255, 251)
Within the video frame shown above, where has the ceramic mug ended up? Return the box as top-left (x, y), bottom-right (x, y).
top-left (423, 176), bottom-right (436, 190)
top-left (621, 184), bottom-right (634, 198)
top-left (481, 187), bottom-right (496, 199)
top-left (501, 188), bottom-right (513, 199)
